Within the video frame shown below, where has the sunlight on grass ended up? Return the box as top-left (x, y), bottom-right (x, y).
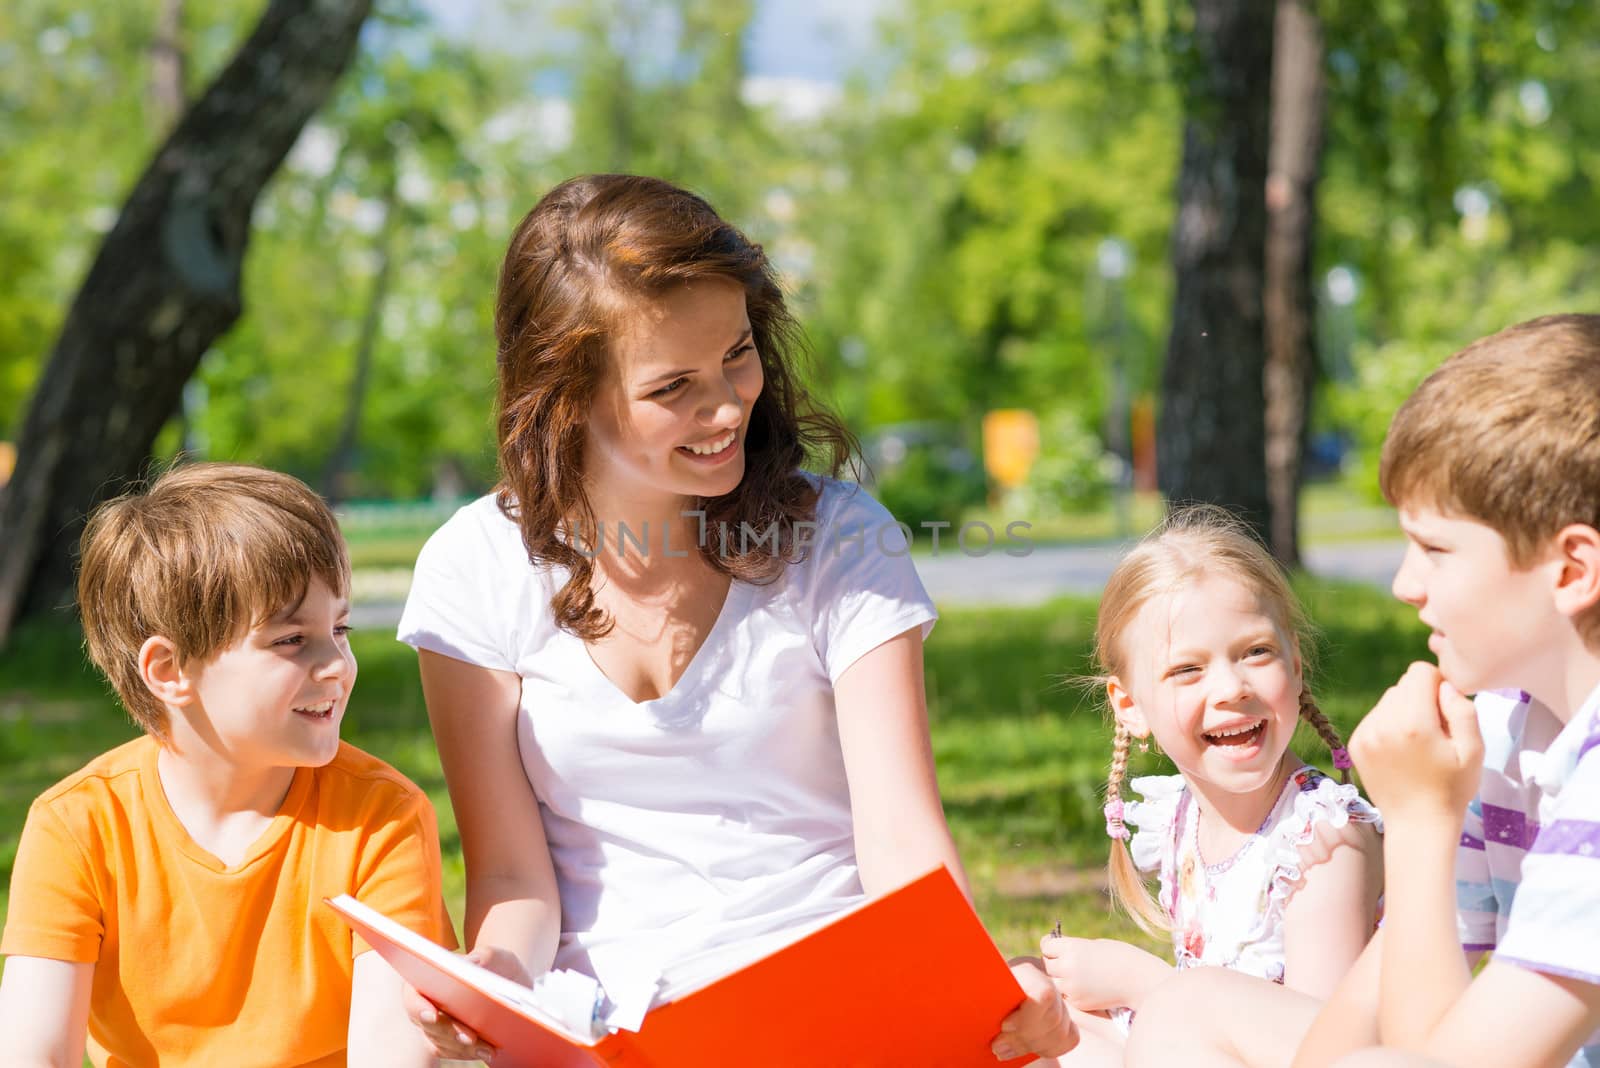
top-left (0, 581), bottom-right (1425, 966)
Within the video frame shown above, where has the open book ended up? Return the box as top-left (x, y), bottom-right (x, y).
top-left (327, 865), bottom-right (1037, 1067)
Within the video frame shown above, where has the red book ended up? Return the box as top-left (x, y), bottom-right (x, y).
top-left (328, 865), bottom-right (1038, 1067)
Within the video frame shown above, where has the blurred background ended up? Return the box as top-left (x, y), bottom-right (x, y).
top-left (3, 0), bottom-right (1598, 971)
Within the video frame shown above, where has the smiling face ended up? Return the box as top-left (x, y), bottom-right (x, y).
top-left (1392, 505), bottom-right (1563, 695)
top-left (1110, 573), bottom-right (1304, 797)
top-left (583, 277), bottom-right (764, 511)
top-left (182, 577), bottom-right (356, 769)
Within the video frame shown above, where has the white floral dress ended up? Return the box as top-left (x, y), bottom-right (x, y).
top-left (1124, 765), bottom-right (1383, 983)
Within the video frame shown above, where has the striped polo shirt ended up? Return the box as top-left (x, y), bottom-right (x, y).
top-left (1457, 686), bottom-right (1600, 1066)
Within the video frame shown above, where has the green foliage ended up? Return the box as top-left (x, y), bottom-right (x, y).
top-left (0, 1), bottom-right (265, 437)
top-left (795, 0), bottom-right (1179, 445)
top-left (2, 0), bottom-right (780, 500)
top-left (1330, 234), bottom-right (1600, 501)
top-left (3, 0), bottom-right (1599, 513)
top-left (179, 18), bottom-right (515, 498)
top-left (1320, 0), bottom-right (1600, 251)
top-left (559, 0), bottom-right (766, 220)
top-left (1315, 0), bottom-right (1600, 339)
top-left (1014, 409), bottom-right (1113, 517)
top-left (871, 447), bottom-right (988, 534)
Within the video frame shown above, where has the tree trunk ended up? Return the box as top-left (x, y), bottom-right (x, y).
top-left (1156, 0), bottom-right (1275, 543)
top-left (150, 0), bottom-right (196, 455)
top-left (148, 0), bottom-right (187, 134)
top-left (0, 0), bottom-right (373, 646)
top-left (1263, 0), bottom-right (1326, 567)
top-left (321, 176), bottom-right (399, 504)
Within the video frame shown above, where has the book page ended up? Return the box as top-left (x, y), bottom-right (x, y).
top-left (326, 895), bottom-right (607, 1042)
top-left (652, 900), bottom-right (863, 1002)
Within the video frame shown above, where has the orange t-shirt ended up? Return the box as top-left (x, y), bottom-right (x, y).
top-left (1, 737), bottom-right (457, 1067)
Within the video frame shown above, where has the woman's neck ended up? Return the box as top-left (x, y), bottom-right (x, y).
top-left (578, 484), bottom-right (705, 577)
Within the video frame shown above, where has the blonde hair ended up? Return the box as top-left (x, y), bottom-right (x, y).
top-left (1381, 313), bottom-right (1600, 644)
top-left (1093, 504), bottom-right (1348, 935)
top-left (77, 463), bottom-right (351, 739)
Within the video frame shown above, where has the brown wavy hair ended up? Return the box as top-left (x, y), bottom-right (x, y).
top-left (493, 174), bottom-right (857, 640)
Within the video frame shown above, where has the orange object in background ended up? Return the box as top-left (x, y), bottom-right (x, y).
top-left (0, 440), bottom-right (15, 489)
top-left (982, 410), bottom-right (1040, 490)
top-left (1131, 396), bottom-right (1157, 491)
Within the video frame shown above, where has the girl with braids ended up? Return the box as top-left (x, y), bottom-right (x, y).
top-left (394, 174), bottom-right (1072, 1063)
top-left (1036, 505), bottom-right (1383, 1064)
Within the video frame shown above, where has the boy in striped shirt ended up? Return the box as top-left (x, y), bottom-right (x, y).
top-left (1123, 314), bottom-right (1600, 1068)
top-left (1329, 314), bottom-right (1600, 1068)
top-left (1444, 684), bottom-right (1600, 1066)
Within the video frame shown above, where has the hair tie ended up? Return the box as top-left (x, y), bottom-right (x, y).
top-left (1104, 799), bottom-right (1130, 841)
top-left (1331, 747), bottom-right (1353, 771)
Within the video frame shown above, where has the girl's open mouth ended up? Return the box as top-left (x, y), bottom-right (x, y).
top-left (1203, 721), bottom-right (1265, 748)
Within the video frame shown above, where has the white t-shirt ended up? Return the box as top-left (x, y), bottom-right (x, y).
top-left (397, 475), bottom-right (938, 993)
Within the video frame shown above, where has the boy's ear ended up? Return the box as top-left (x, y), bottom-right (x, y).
top-left (1106, 677), bottom-right (1150, 740)
top-left (1551, 523), bottom-right (1600, 621)
top-left (138, 636), bottom-right (197, 708)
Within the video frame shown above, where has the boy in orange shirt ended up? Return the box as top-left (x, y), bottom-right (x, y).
top-left (0, 463), bottom-right (455, 1067)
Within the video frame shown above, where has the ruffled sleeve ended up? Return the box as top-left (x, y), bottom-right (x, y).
top-left (1262, 770), bottom-right (1383, 916)
top-left (1123, 774), bottom-right (1187, 875)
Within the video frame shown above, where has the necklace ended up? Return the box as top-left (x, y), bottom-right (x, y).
top-left (1191, 762), bottom-right (1302, 874)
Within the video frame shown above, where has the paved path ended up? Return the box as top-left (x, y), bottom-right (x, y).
top-left (913, 538), bottom-right (1406, 606)
top-left (350, 539), bottom-right (1407, 628)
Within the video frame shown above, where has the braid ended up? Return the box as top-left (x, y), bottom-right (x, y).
top-left (1104, 726), bottom-right (1169, 935)
top-left (1107, 725), bottom-right (1131, 811)
top-left (1299, 690), bottom-right (1351, 784)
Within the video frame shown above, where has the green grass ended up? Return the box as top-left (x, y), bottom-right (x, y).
top-left (342, 518), bottom-right (452, 571)
top-left (0, 580), bottom-right (1428, 972)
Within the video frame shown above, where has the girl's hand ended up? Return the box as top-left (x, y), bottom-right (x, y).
top-left (1041, 935), bottom-right (1173, 1013)
top-left (992, 958), bottom-right (1078, 1060)
top-left (1349, 661), bottom-right (1483, 823)
top-left (402, 945), bottom-right (531, 1063)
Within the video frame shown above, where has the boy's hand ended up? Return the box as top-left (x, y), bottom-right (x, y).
top-left (1350, 661), bottom-right (1483, 822)
top-left (402, 944), bottom-right (530, 1063)
top-left (992, 958), bottom-right (1077, 1061)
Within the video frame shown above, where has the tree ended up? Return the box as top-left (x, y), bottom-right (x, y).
top-left (560, 0), bottom-right (763, 220)
top-left (148, 0), bottom-right (187, 136)
top-left (1317, 0), bottom-right (1600, 336)
top-left (1156, 0), bottom-right (1275, 542)
top-left (798, 0), bottom-right (1179, 436)
top-left (315, 40), bottom-right (485, 502)
top-left (0, 4), bottom-right (177, 440)
top-left (0, 0), bottom-right (373, 645)
top-left (1262, 0), bottom-right (1326, 566)
top-left (181, 9), bottom-right (518, 502)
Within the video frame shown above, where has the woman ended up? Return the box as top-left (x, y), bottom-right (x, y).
top-left (397, 174), bottom-right (1071, 1062)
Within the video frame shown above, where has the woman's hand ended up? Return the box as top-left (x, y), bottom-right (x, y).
top-left (402, 945), bottom-right (531, 1063)
top-left (992, 958), bottom-right (1078, 1061)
